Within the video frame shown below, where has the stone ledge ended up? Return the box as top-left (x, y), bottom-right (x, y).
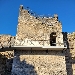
top-left (11, 45), bottom-right (67, 50)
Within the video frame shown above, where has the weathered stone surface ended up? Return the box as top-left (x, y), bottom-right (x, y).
top-left (67, 32), bottom-right (75, 58)
top-left (0, 35), bottom-right (15, 48)
top-left (11, 50), bottom-right (67, 75)
top-left (0, 5), bottom-right (75, 75)
top-left (0, 51), bottom-right (14, 75)
top-left (67, 32), bottom-right (75, 75)
top-left (15, 5), bottom-right (64, 47)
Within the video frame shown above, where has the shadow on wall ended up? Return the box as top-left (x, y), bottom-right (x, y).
top-left (0, 53), bottom-right (7, 75)
top-left (0, 53), bottom-right (13, 75)
top-left (11, 49), bottom-right (66, 75)
top-left (11, 54), bottom-right (37, 75)
top-left (62, 32), bottom-right (73, 75)
top-left (16, 50), bottom-right (65, 56)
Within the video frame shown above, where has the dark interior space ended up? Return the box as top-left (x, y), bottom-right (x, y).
top-left (50, 32), bottom-right (56, 46)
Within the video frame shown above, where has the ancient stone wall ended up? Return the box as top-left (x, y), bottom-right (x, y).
top-left (0, 35), bottom-right (15, 75)
top-left (0, 50), bottom-right (14, 75)
top-left (15, 5), bottom-right (63, 47)
top-left (67, 32), bottom-right (75, 75)
top-left (0, 5), bottom-right (75, 75)
top-left (67, 32), bottom-right (75, 58)
top-left (11, 50), bottom-right (67, 75)
top-left (0, 35), bottom-right (15, 48)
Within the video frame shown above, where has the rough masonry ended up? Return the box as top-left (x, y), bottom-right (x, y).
top-left (0, 5), bottom-right (75, 75)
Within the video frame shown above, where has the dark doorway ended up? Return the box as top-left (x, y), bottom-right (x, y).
top-left (50, 32), bottom-right (56, 46)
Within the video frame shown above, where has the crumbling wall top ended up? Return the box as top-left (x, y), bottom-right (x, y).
top-left (19, 5), bottom-right (59, 22)
top-left (14, 5), bottom-right (63, 47)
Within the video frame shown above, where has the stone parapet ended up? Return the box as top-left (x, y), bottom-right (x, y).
top-left (15, 38), bottom-right (50, 46)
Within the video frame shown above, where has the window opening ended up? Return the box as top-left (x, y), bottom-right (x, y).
top-left (50, 32), bottom-right (56, 46)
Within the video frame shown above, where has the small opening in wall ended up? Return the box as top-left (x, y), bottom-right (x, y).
top-left (31, 13), bottom-right (33, 15)
top-left (61, 50), bottom-right (63, 53)
top-left (31, 48), bottom-right (32, 53)
top-left (50, 32), bottom-right (56, 46)
top-left (28, 11), bottom-right (29, 13)
top-left (46, 50), bottom-right (48, 53)
top-left (35, 17), bottom-right (38, 19)
top-left (69, 39), bottom-right (71, 41)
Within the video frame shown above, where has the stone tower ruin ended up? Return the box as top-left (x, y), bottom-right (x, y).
top-left (0, 5), bottom-right (75, 75)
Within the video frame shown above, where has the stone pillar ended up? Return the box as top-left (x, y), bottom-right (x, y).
top-left (56, 32), bottom-right (64, 47)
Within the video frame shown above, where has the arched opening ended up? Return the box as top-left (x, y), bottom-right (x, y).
top-left (50, 32), bottom-right (56, 46)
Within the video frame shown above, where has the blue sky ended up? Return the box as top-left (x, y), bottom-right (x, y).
top-left (0, 0), bottom-right (75, 36)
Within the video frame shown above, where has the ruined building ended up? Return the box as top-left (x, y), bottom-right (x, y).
top-left (0, 5), bottom-right (75, 75)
